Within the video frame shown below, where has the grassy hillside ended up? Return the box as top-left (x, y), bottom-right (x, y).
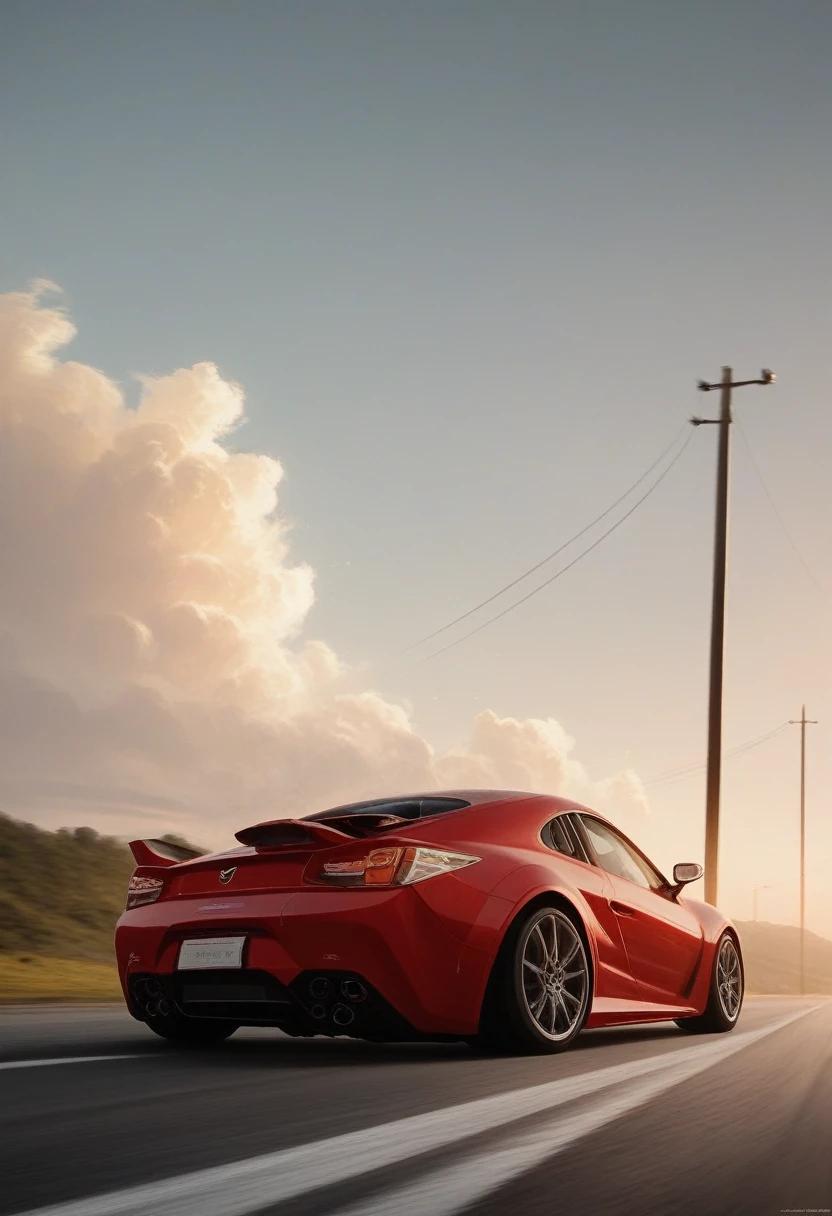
top-left (0, 815), bottom-right (135, 961)
top-left (0, 814), bottom-right (202, 1000)
top-left (1, 813), bottom-right (830, 999)
top-left (735, 920), bottom-right (832, 995)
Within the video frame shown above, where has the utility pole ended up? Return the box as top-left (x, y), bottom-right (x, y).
top-left (753, 882), bottom-right (775, 922)
top-left (789, 706), bottom-right (817, 995)
top-left (693, 367), bottom-right (775, 905)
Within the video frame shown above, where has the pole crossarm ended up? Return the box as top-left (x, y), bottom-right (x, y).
top-left (697, 370), bottom-right (776, 392)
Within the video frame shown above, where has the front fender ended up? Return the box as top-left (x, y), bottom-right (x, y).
top-left (681, 896), bottom-right (737, 946)
top-left (678, 897), bottom-right (740, 1011)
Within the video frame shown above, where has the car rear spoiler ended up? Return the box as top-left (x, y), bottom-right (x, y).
top-left (128, 838), bottom-right (205, 867)
top-left (234, 819), bottom-right (353, 849)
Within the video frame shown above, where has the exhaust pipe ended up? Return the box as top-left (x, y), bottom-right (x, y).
top-left (310, 1003), bottom-right (328, 1020)
top-left (145, 978), bottom-right (162, 997)
top-left (156, 998), bottom-right (171, 1018)
top-left (308, 977), bottom-right (332, 999)
top-left (332, 1004), bottom-right (355, 1027)
top-left (341, 980), bottom-right (367, 1002)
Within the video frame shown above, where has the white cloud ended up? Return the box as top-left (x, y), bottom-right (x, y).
top-left (0, 285), bottom-right (647, 847)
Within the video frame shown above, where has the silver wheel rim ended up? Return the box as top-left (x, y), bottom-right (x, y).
top-left (521, 911), bottom-right (589, 1041)
top-left (717, 936), bottom-right (742, 1021)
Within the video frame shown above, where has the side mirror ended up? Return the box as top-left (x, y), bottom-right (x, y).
top-left (672, 862), bottom-right (704, 886)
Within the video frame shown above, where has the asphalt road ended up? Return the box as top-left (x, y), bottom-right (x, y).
top-left (1, 997), bottom-right (830, 1216)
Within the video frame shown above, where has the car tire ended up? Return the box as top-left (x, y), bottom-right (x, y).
top-left (476, 904), bottom-right (592, 1055)
top-left (147, 1012), bottom-right (239, 1046)
top-left (675, 931), bottom-right (743, 1035)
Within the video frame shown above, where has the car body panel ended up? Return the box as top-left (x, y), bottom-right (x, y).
top-left (115, 788), bottom-right (740, 1039)
top-left (600, 872), bottom-right (704, 1006)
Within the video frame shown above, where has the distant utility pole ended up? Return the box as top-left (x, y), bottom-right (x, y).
top-left (752, 883), bottom-right (775, 922)
top-left (789, 706), bottom-right (817, 995)
top-left (693, 366), bottom-right (776, 906)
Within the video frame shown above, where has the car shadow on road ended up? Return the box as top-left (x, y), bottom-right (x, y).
top-left (138, 1018), bottom-right (683, 1069)
top-left (574, 1022), bottom-right (681, 1050)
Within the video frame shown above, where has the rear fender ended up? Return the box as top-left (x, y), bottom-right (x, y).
top-left (487, 866), bottom-right (599, 984)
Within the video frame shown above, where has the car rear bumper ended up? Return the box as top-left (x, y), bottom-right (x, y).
top-left (115, 885), bottom-right (493, 1037)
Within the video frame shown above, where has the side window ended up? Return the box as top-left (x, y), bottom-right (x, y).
top-left (544, 816), bottom-right (580, 858)
top-left (580, 817), bottom-right (663, 890)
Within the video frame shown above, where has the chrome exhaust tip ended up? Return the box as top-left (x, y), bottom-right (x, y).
top-left (308, 977), bottom-right (332, 1000)
top-left (332, 1004), bottom-right (355, 1027)
top-left (310, 1003), bottom-right (328, 1020)
top-left (156, 998), bottom-right (171, 1018)
top-left (145, 978), bottom-right (162, 997)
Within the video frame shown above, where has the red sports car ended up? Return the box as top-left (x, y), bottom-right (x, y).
top-left (115, 790), bottom-right (743, 1053)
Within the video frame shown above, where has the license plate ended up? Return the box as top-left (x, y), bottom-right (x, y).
top-left (177, 936), bottom-right (246, 970)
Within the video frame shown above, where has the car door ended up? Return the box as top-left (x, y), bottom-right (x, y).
top-left (543, 814), bottom-right (641, 1004)
top-left (577, 815), bottom-right (702, 1006)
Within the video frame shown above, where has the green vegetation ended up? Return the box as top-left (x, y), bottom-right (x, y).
top-left (0, 813), bottom-right (202, 1002)
top-left (0, 814), bottom-right (135, 962)
top-left (0, 954), bottom-right (123, 1002)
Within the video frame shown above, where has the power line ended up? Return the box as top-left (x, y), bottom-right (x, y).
top-left (646, 722), bottom-right (789, 786)
top-left (735, 418), bottom-right (830, 607)
top-left (407, 424), bottom-right (689, 652)
top-left (422, 428), bottom-right (695, 661)
top-left (645, 721), bottom-right (790, 789)
top-left (752, 855), bottom-right (831, 894)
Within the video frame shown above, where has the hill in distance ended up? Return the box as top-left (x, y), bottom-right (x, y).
top-left (732, 919), bottom-right (832, 996)
top-left (1, 813), bottom-right (830, 995)
top-left (0, 812), bottom-right (198, 963)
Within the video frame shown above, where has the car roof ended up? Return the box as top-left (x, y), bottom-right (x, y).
top-left (314, 789), bottom-right (543, 814)
top-left (309, 788), bottom-right (598, 817)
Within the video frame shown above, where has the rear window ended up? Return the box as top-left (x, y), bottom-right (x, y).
top-left (305, 796), bottom-right (471, 829)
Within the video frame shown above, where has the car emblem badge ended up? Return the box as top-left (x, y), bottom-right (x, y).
top-left (219, 867), bottom-right (237, 885)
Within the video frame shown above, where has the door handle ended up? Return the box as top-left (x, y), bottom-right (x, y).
top-left (610, 900), bottom-right (636, 917)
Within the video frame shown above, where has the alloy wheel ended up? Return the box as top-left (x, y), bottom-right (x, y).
top-left (716, 936), bottom-right (742, 1021)
top-left (520, 911), bottom-right (589, 1041)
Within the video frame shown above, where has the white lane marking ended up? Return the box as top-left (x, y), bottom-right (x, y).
top-left (334, 1005), bottom-right (822, 1216)
top-left (14, 1006), bottom-right (820, 1216)
top-left (0, 1055), bottom-right (143, 1072)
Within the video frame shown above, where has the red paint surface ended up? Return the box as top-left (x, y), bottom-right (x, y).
top-left (115, 790), bottom-right (737, 1036)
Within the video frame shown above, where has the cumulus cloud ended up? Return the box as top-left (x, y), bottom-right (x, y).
top-left (0, 285), bottom-right (647, 846)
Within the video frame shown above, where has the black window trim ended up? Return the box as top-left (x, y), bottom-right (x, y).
top-left (564, 813), bottom-right (594, 866)
top-left (541, 811), bottom-right (592, 865)
top-left (563, 813), bottom-right (592, 864)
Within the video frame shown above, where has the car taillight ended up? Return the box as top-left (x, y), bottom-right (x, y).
top-left (316, 847), bottom-right (480, 888)
top-left (126, 875), bottom-right (164, 909)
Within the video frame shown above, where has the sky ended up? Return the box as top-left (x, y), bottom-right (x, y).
top-left (1, 1), bottom-right (830, 934)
